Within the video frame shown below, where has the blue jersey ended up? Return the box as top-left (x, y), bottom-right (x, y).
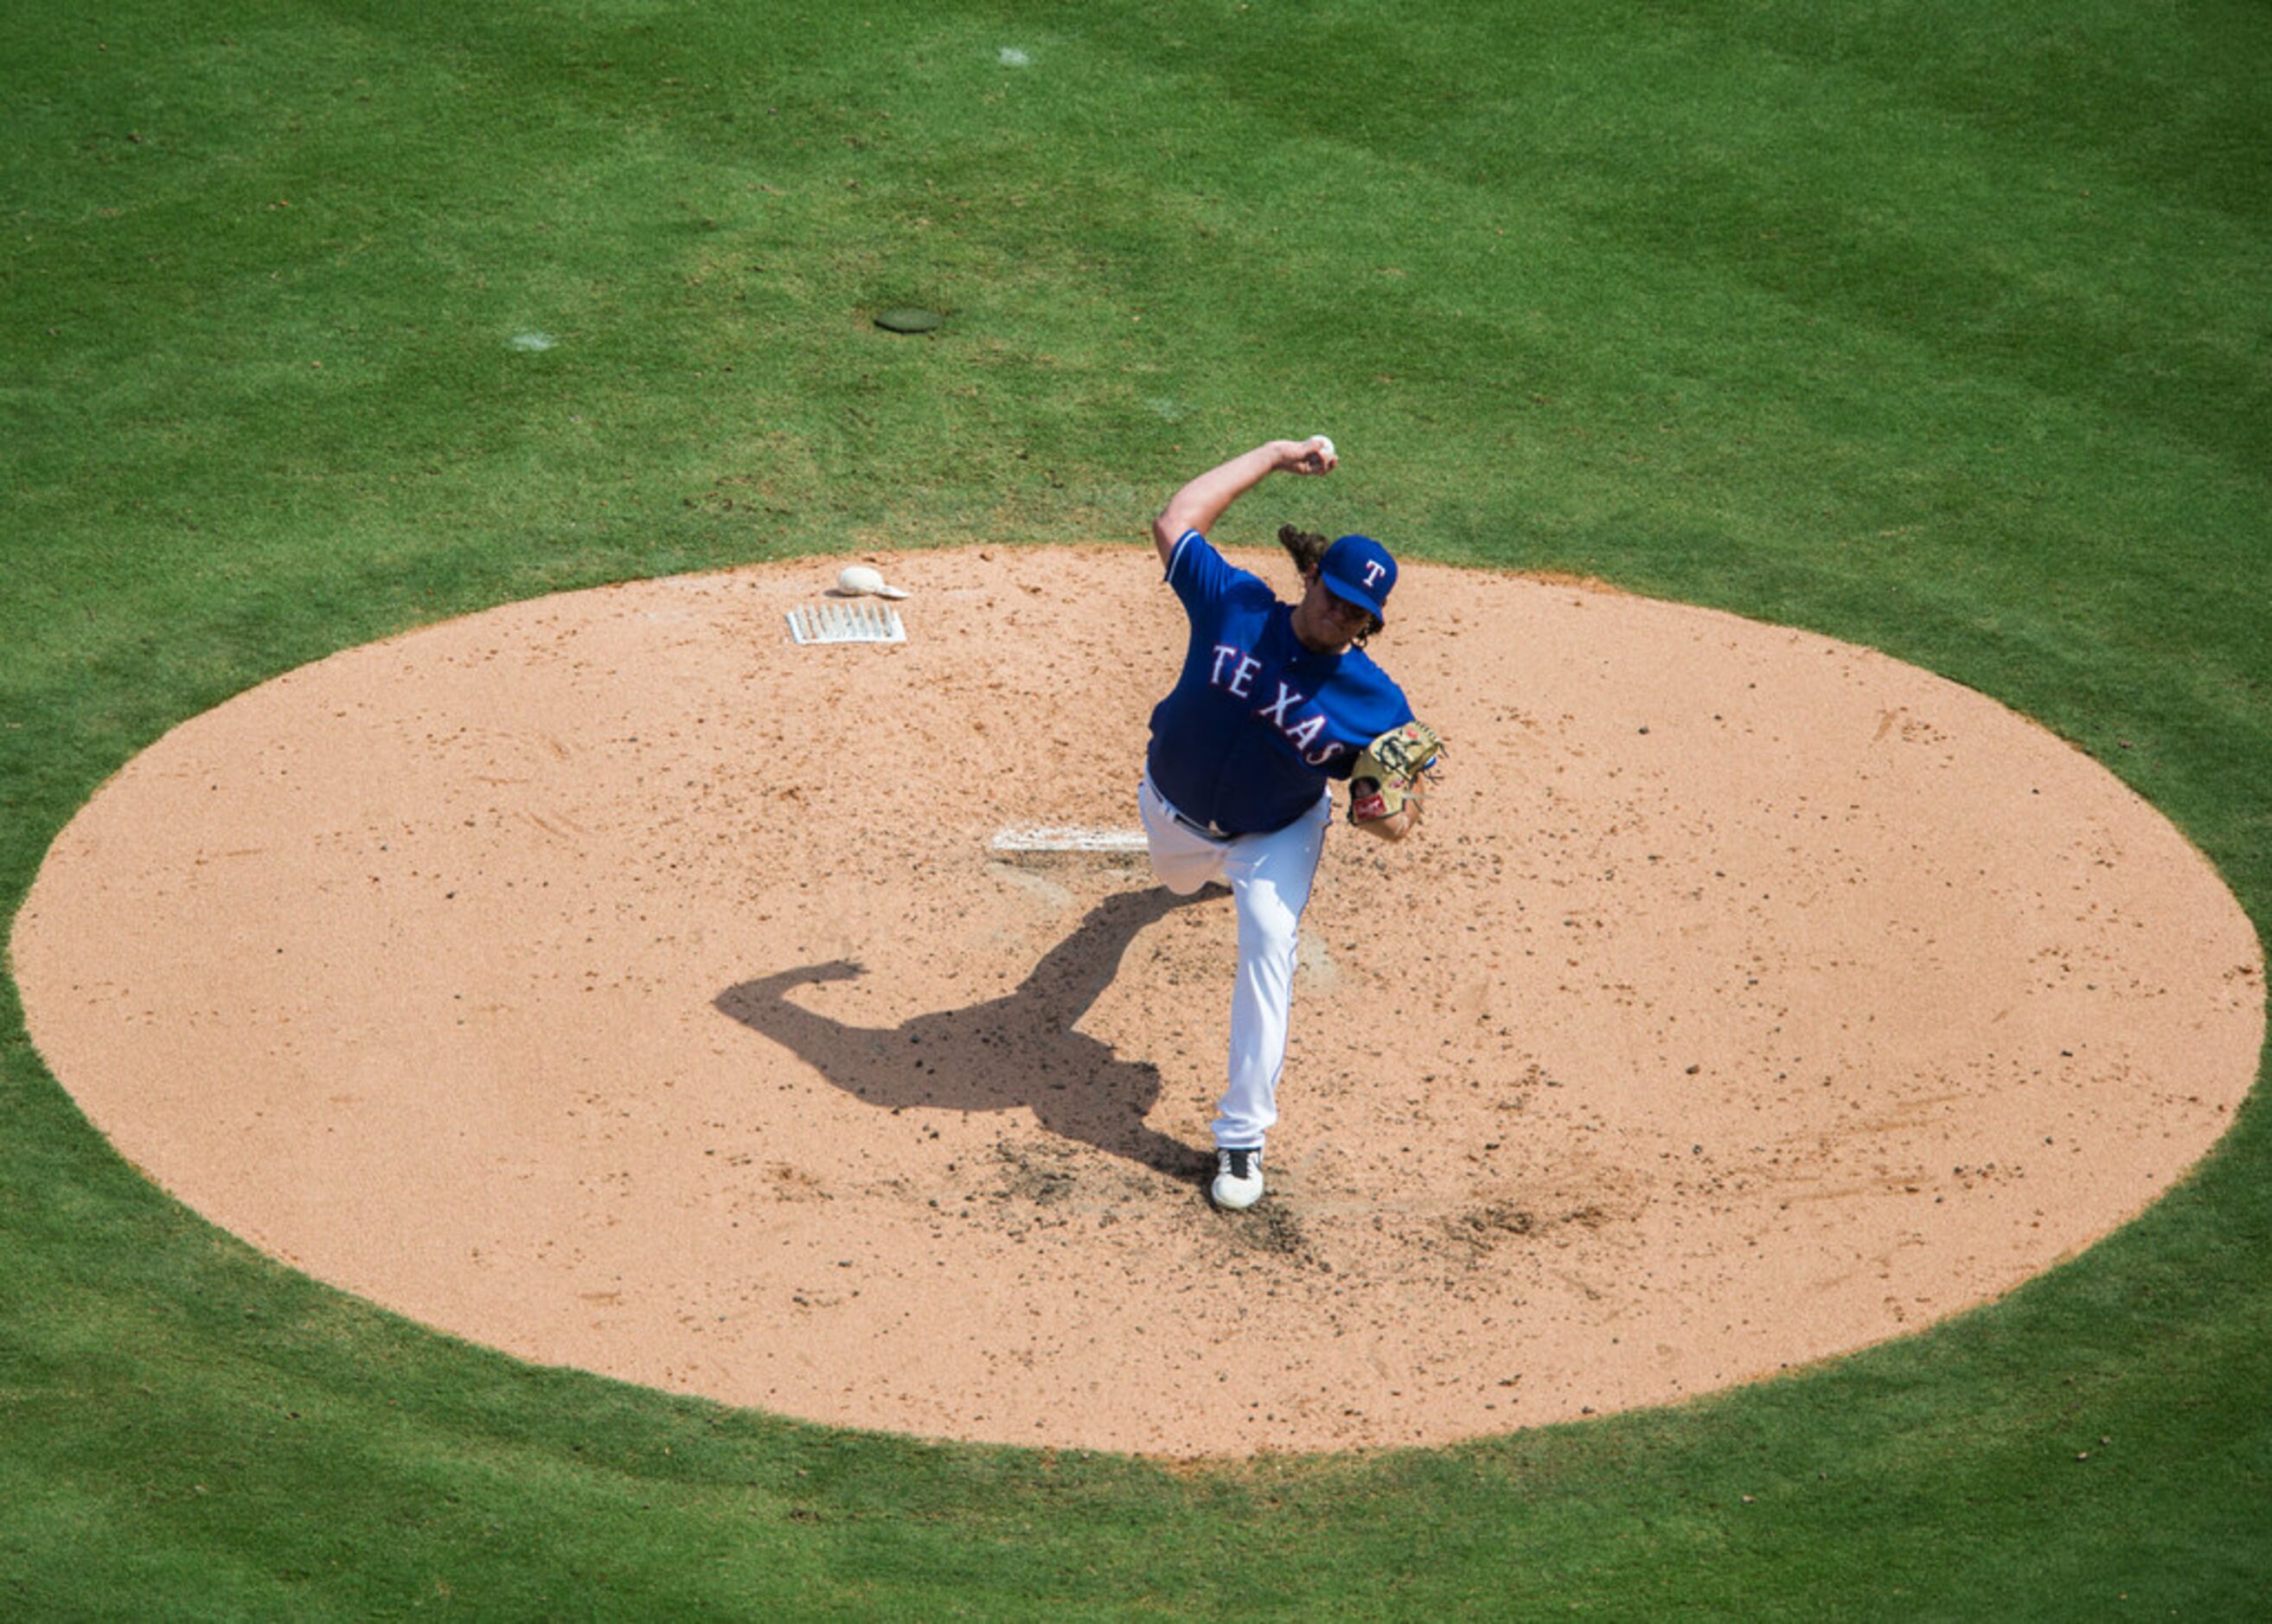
top-left (1146, 531), bottom-right (1414, 835)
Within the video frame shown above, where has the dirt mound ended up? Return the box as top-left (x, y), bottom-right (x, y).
top-left (14, 547), bottom-right (2261, 1455)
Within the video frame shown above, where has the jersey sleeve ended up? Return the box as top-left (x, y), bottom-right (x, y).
top-left (1164, 529), bottom-right (1248, 612)
top-left (1321, 664), bottom-right (1418, 778)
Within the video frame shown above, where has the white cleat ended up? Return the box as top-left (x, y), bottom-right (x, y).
top-left (1211, 1147), bottom-right (1264, 1210)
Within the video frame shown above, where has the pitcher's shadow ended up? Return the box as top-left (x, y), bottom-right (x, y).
top-left (713, 886), bottom-right (1218, 1181)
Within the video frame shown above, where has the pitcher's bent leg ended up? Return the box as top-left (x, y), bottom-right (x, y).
top-left (1139, 770), bottom-right (1226, 896)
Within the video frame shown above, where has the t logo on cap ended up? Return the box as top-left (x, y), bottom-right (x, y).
top-left (1318, 534), bottom-right (1398, 623)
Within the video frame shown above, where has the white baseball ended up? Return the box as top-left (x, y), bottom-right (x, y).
top-left (1311, 435), bottom-right (1335, 461)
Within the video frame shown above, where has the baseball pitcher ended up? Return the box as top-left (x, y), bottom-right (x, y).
top-left (1139, 435), bottom-right (1442, 1209)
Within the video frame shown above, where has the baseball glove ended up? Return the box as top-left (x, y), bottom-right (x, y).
top-left (1347, 720), bottom-right (1443, 825)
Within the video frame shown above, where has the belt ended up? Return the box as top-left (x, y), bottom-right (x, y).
top-left (1172, 806), bottom-right (1233, 841)
top-left (1149, 772), bottom-right (1234, 841)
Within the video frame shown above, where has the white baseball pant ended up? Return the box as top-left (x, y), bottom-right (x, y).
top-left (1138, 768), bottom-right (1331, 1152)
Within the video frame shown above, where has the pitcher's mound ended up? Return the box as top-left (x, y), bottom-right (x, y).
top-left (13, 547), bottom-right (2262, 1455)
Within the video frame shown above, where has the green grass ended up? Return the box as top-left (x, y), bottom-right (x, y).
top-left (4, 0), bottom-right (2268, 1614)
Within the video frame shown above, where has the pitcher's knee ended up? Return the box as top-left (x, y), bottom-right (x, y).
top-left (1237, 899), bottom-right (1300, 966)
top-left (1154, 855), bottom-right (1219, 897)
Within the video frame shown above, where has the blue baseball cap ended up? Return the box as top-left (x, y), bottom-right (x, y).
top-left (1319, 534), bottom-right (1398, 622)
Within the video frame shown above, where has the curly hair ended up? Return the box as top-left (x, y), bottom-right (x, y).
top-left (1277, 524), bottom-right (1332, 578)
top-left (1277, 525), bottom-right (1382, 644)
